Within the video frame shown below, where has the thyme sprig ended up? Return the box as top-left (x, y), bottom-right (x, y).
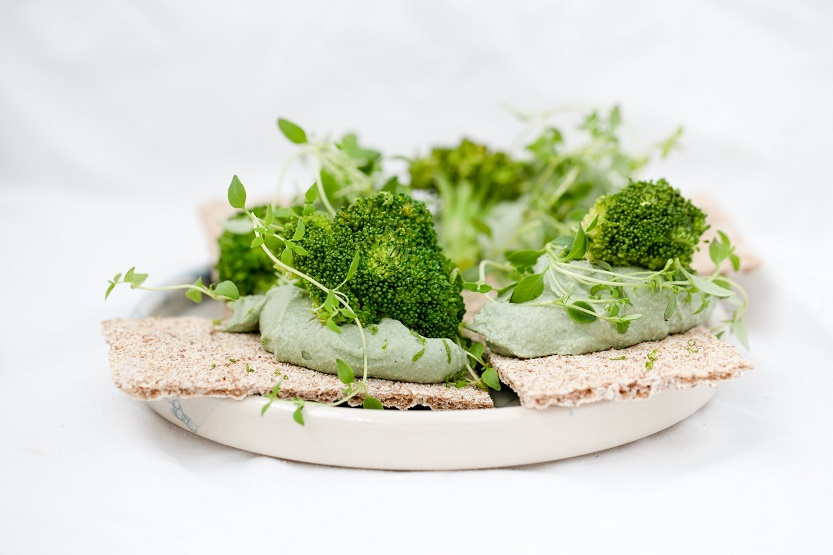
top-left (275, 118), bottom-right (382, 215)
top-left (105, 267), bottom-right (240, 302)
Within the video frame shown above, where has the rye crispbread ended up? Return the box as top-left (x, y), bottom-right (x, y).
top-left (489, 327), bottom-right (753, 409)
top-left (102, 317), bottom-right (493, 410)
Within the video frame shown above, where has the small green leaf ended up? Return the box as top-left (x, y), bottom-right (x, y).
top-left (362, 396), bottom-right (384, 410)
top-left (277, 118), bottom-right (307, 144)
top-left (664, 292), bottom-right (677, 321)
top-left (713, 277), bottom-right (732, 290)
top-left (589, 284), bottom-right (608, 297)
top-left (506, 249), bottom-right (545, 267)
top-left (562, 226), bottom-right (587, 261)
top-left (340, 307), bottom-right (357, 319)
top-left (250, 235), bottom-right (264, 248)
top-left (185, 288), bottom-right (203, 303)
top-left (709, 239), bottom-right (727, 267)
top-left (264, 205), bottom-right (275, 227)
top-left (567, 301), bottom-right (597, 323)
top-left (480, 365), bottom-right (501, 391)
top-left (292, 218), bottom-right (305, 241)
top-left (281, 247), bottom-right (293, 266)
top-left (227, 175), bottom-right (247, 209)
top-left (290, 243), bottom-right (308, 256)
top-left (323, 290), bottom-right (336, 312)
top-left (585, 214), bottom-right (600, 232)
top-left (105, 281), bottom-right (117, 300)
top-left (336, 359), bottom-right (355, 384)
top-left (477, 283), bottom-right (493, 293)
top-left (462, 282), bottom-right (478, 292)
top-left (125, 267), bottom-right (148, 288)
top-left (214, 281), bottom-right (239, 300)
top-left (326, 317), bottom-right (341, 334)
top-left (345, 250), bottom-right (360, 282)
top-left (293, 404), bottom-right (305, 425)
top-left (185, 277), bottom-right (204, 303)
top-left (693, 297), bottom-right (711, 315)
top-left (510, 272), bottom-right (545, 303)
top-left (619, 313), bottom-right (642, 321)
top-left (469, 342), bottom-right (485, 362)
top-left (729, 253), bottom-right (741, 272)
top-left (304, 183), bottom-right (318, 203)
top-left (686, 272), bottom-right (734, 298)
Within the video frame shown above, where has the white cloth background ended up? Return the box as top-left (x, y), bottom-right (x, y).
top-left (1, 1), bottom-right (831, 553)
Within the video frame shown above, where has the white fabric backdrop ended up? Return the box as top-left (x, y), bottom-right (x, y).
top-left (1, 1), bottom-right (832, 553)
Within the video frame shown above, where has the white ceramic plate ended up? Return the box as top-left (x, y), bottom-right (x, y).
top-left (136, 270), bottom-right (718, 470)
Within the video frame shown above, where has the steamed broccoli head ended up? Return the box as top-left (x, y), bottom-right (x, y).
top-left (408, 139), bottom-right (532, 270)
top-left (409, 138), bottom-right (529, 202)
top-left (216, 206), bottom-right (278, 295)
top-left (287, 192), bottom-right (465, 339)
top-left (581, 179), bottom-right (708, 270)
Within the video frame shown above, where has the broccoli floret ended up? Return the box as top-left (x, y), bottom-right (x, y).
top-left (409, 138), bottom-right (528, 200)
top-left (216, 206), bottom-right (279, 295)
top-left (581, 179), bottom-right (708, 270)
top-left (287, 192), bottom-right (465, 339)
top-left (409, 139), bottom-right (531, 270)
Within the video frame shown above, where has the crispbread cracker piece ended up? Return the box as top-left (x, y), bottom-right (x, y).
top-left (102, 317), bottom-right (492, 410)
top-left (489, 327), bottom-right (752, 409)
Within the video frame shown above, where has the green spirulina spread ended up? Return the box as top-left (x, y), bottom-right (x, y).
top-left (221, 285), bottom-right (465, 383)
top-left (468, 260), bottom-right (712, 359)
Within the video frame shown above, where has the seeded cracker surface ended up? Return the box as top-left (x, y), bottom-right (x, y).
top-left (489, 327), bottom-right (753, 409)
top-left (102, 317), bottom-right (493, 410)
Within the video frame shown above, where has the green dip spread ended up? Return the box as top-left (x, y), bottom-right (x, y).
top-left (222, 285), bottom-right (466, 383)
top-left (468, 259), bottom-right (712, 358)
